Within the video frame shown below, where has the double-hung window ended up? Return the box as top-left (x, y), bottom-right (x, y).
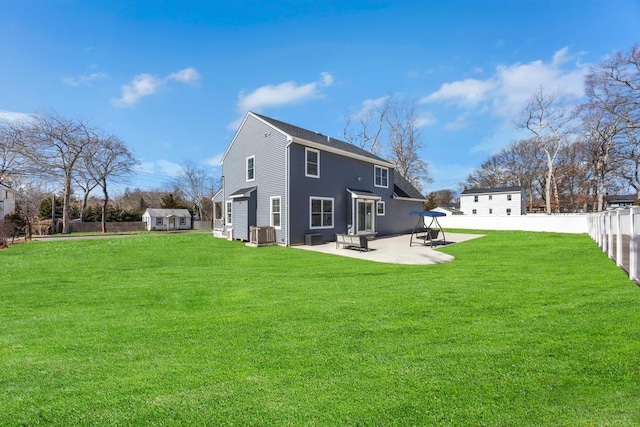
top-left (310, 197), bottom-right (333, 229)
top-left (306, 148), bottom-right (319, 178)
top-left (246, 156), bottom-right (255, 182)
top-left (376, 201), bottom-right (385, 216)
top-left (270, 196), bottom-right (281, 228)
top-left (179, 217), bottom-right (186, 226)
top-left (225, 201), bottom-right (232, 225)
top-left (155, 217), bottom-right (163, 226)
top-left (374, 165), bottom-right (388, 188)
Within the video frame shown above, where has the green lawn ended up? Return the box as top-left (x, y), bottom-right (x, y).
top-left (1, 231), bottom-right (639, 426)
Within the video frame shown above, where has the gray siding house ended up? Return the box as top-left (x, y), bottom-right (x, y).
top-left (213, 112), bottom-right (426, 245)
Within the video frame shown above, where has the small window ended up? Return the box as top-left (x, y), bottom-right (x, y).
top-left (225, 201), bottom-right (232, 225)
top-left (246, 156), bottom-right (255, 181)
top-left (376, 201), bottom-right (385, 216)
top-left (310, 197), bottom-right (333, 229)
top-left (270, 196), bottom-right (281, 228)
top-left (473, 195), bottom-right (478, 202)
top-left (489, 208), bottom-right (493, 214)
top-left (507, 208), bottom-right (512, 215)
top-left (306, 148), bottom-right (320, 178)
top-left (472, 209), bottom-right (477, 215)
top-left (507, 194), bottom-right (512, 201)
top-left (489, 195), bottom-right (493, 200)
top-left (156, 217), bottom-right (163, 226)
top-left (374, 165), bottom-right (388, 188)
top-left (179, 217), bottom-right (186, 225)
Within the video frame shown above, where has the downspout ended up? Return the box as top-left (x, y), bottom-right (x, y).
top-left (285, 137), bottom-right (292, 246)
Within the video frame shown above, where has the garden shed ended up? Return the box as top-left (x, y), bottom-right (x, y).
top-left (142, 208), bottom-right (192, 231)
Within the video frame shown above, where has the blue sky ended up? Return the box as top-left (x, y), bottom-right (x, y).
top-left (2, 0), bottom-right (639, 193)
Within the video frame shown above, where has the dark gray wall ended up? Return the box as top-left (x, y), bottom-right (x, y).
top-left (288, 143), bottom-right (423, 244)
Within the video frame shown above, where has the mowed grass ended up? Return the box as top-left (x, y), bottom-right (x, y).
top-left (1, 231), bottom-right (639, 426)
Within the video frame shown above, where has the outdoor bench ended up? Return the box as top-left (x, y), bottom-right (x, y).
top-left (335, 233), bottom-right (369, 252)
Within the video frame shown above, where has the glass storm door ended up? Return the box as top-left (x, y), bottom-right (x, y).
top-left (357, 200), bottom-right (374, 233)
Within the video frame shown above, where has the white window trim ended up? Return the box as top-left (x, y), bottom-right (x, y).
top-left (376, 201), bottom-right (386, 216)
top-left (225, 200), bottom-right (232, 226)
top-left (155, 217), bottom-right (163, 226)
top-left (305, 147), bottom-right (320, 178)
top-left (246, 155), bottom-right (255, 182)
top-left (270, 196), bottom-right (282, 229)
top-left (309, 196), bottom-right (334, 229)
top-left (374, 165), bottom-right (389, 188)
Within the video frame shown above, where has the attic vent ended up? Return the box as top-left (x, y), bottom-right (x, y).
top-left (327, 135), bottom-right (331, 143)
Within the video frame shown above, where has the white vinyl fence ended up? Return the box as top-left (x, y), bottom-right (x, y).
top-left (587, 207), bottom-right (640, 283)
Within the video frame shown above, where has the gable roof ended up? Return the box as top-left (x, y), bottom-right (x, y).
top-left (251, 112), bottom-right (395, 168)
top-left (606, 194), bottom-right (636, 203)
top-left (0, 183), bottom-right (16, 192)
top-left (393, 170), bottom-right (426, 200)
top-left (143, 208), bottom-right (191, 218)
top-left (461, 186), bottom-right (524, 195)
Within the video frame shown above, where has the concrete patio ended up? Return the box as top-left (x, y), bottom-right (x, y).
top-left (294, 232), bottom-right (484, 265)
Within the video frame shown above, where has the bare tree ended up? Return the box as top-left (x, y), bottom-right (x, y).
top-left (74, 138), bottom-right (102, 221)
top-left (86, 135), bottom-right (136, 233)
top-left (386, 98), bottom-right (432, 191)
top-left (0, 118), bottom-right (31, 187)
top-left (344, 95), bottom-right (432, 191)
top-left (518, 88), bottom-right (577, 214)
top-left (11, 176), bottom-right (50, 238)
top-left (343, 96), bottom-right (390, 155)
top-left (585, 44), bottom-right (640, 198)
top-left (18, 113), bottom-right (95, 233)
top-left (170, 161), bottom-right (216, 221)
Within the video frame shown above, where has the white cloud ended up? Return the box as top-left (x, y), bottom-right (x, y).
top-left (63, 72), bottom-right (108, 86)
top-left (167, 67), bottom-right (201, 84)
top-left (414, 112), bottom-right (437, 129)
top-left (113, 67), bottom-right (201, 108)
top-left (353, 95), bottom-right (391, 118)
top-left (113, 73), bottom-right (163, 107)
top-left (204, 153), bottom-right (224, 167)
top-left (421, 78), bottom-right (497, 106)
top-left (229, 73), bottom-right (334, 129)
top-left (0, 110), bottom-right (34, 123)
top-left (236, 72), bottom-right (334, 114)
top-left (443, 116), bottom-right (469, 132)
top-left (423, 47), bottom-right (588, 122)
top-left (134, 159), bottom-right (183, 178)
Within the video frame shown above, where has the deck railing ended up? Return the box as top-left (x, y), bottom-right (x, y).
top-left (587, 207), bottom-right (640, 282)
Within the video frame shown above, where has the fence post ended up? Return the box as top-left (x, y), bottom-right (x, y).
top-left (607, 211), bottom-right (614, 258)
top-left (616, 209), bottom-right (623, 268)
top-left (629, 207), bottom-right (639, 282)
top-left (599, 212), bottom-right (605, 250)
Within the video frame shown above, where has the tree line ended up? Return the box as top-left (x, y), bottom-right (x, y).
top-left (1, 113), bottom-right (217, 236)
top-left (463, 44), bottom-right (640, 214)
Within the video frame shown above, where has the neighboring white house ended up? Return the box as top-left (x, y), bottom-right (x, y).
top-left (460, 186), bottom-right (526, 216)
top-left (142, 208), bottom-right (192, 231)
top-left (0, 183), bottom-right (17, 220)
